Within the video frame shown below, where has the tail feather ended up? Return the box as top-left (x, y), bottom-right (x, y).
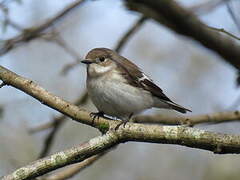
top-left (153, 97), bottom-right (191, 113)
top-left (166, 101), bottom-right (191, 114)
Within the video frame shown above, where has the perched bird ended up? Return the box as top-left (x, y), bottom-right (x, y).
top-left (81, 48), bottom-right (191, 129)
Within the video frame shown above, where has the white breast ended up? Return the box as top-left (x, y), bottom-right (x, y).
top-left (87, 70), bottom-right (154, 120)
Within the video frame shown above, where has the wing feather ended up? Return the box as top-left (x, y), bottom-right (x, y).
top-left (113, 55), bottom-right (172, 102)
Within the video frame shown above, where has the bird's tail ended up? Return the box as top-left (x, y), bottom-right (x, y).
top-left (165, 101), bottom-right (191, 113)
top-left (153, 97), bottom-right (191, 114)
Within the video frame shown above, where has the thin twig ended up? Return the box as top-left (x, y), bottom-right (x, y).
top-left (206, 25), bottom-right (240, 41)
top-left (115, 16), bottom-right (147, 53)
top-left (40, 28), bottom-right (83, 75)
top-left (38, 116), bottom-right (66, 158)
top-left (61, 60), bottom-right (81, 75)
top-left (4, 18), bottom-right (23, 31)
top-left (226, 1), bottom-right (240, 31)
top-left (133, 111), bottom-right (240, 126)
top-left (38, 91), bottom-right (88, 158)
top-left (61, 16), bottom-right (147, 74)
top-left (29, 91), bottom-right (88, 133)
top-left (0, 3), bottom-right (23, 32)
top-left (29, 121), bottom-right (55, 133)
top-left (0, 0), bottom-right (86, 56)
top-left (40, 28), bottom-right (81, 62)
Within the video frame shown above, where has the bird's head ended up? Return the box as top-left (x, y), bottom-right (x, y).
top-left (81, 48), bottom-right (118, 77)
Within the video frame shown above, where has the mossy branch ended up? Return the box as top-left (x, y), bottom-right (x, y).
top-left (1, 65), bottom-right (240, 180)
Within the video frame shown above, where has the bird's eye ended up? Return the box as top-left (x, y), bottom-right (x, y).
top-left (98, 57), bottom-right (105, 62)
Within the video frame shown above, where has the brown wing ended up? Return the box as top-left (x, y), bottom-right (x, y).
top-left (110, 50), bottom-right (191, 113)
top-left (113, 54), bottom-right (173, 102)
top-left (139, 78), bottom-right (172, 102)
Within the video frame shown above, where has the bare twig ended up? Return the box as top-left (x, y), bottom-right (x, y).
top-left (0, 0), bottom-right (86, 56)
top-left (61, 16), bottom-right (147, 74)
top-left (206, 25), bottom-right (240, 41)
top-left (4, 18), bottom-right (23, 31)
top-left (0, 3), bottom-right (22, 32)
top-left (38, 91), bottom-right (88, 158)
top-left (38, 116), bottom-right (66, 158)
top-left (134, 111), bottom-right (240, 126)
top-left (40, 28), bottom-right (83, 75)
top-left (29, 92), bottom-right (88, 133)
top-left (226, 1), bottom-right (240, 31)
top-left (29, 121), bottom-right (55, 133)
top-left (125, 0), bottom-right (240, 70)
top-left (53, 35), bottom-right (81, 63)
top-left (0, 5), bottom-right (23, 31)
top-left (32, 110), bottom-right (240, 130)
top-left (61, 60), bottom-right (81, 75)
top-left (115, 16), bottom-right (147, 53)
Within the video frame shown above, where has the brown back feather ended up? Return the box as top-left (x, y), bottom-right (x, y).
top-left (111, 52), bottom-right (172, 102)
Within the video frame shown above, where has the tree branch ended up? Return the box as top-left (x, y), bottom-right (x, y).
top-left (38, 91), bottom-right (88, 158)
top-left (0, 65), bottom-right (94, 127)
top-left (29, 92), bottom-right (88, 134)
top-left (134, 111), bottom-right (240, 126)
top-left (41, 153), bottom-right (105, 180)
top-left (125, 0), bottom-right (240, 70)
top-left (2, 132), bottom-right (119, 180)
top-left (2, 65), bottom-right (240, 179)
top-left (3, 122), bottom-right (240, 179)
top-left (1, 65), bottom-right (240, 152)
top-left (0, 0), bottom-right (86, 56)
top-left (38, 116), bottom-right (67, 159)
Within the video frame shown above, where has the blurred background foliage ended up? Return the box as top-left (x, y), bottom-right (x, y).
top-left (1, 0), bottom-right (240, 179)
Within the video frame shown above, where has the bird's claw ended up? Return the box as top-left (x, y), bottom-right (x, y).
top-left (90, 111), bottom-right (104, 124)
top-left (115, 120), bottom-right (128, 130)
top-left (115, 113), bottom-right (133, 130)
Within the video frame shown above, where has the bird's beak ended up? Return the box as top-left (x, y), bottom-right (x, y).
top-left (81, 59), bottom-right (94, 64)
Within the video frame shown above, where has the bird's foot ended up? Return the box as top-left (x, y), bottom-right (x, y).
top-left (90, 111), bottom-right (104, 124)
top-left (114, 121), bottom-right (127, 130)
top-left (115, 113), bottom-right (133, 130)
top-left (115, 119), bottom-right (129, 131)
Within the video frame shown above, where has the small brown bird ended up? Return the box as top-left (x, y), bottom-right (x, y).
top-left (81, 48), bottom-right (191, 128)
